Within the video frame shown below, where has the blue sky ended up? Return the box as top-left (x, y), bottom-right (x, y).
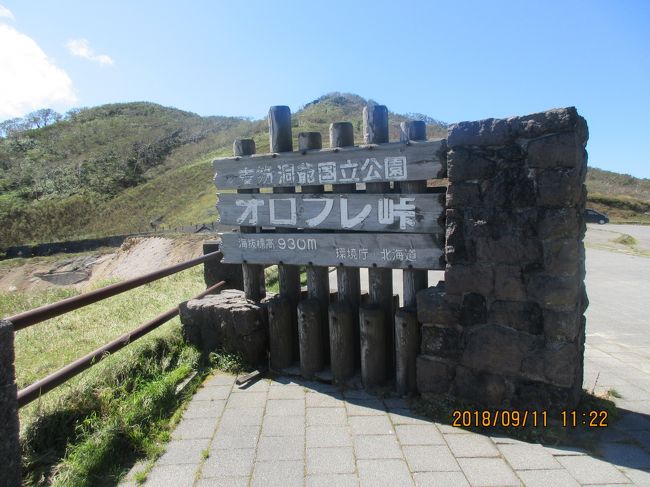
top-left (1, 0), bottom-right (649, 177)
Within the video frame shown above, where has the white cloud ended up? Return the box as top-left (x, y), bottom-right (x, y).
top-left (0, 4), bottom-right (14, 21)
top-left (66, 38), bottom-right (114, 66)
top-left (0, 23), bottom-right (77, 120)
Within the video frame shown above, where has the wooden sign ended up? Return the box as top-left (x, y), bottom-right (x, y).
top-left (219, 232), bottom-right (444, 270)
top-left (217, 193), bottom-right (443, 233)
top-left (213, 139), bottom-right (445, 189)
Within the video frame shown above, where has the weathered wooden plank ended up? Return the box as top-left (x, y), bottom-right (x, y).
top-left (217, 193), bottom-right (443, 233)
top-left (220, 232), bottom-right (443, 270)
top-left (213, 139), bottom-right (445, 189)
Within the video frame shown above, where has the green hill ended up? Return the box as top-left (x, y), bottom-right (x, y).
top-left (1, 94), bottom-right (648, 249)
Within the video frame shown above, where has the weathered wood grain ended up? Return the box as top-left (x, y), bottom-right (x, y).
top-left (213, 139), bottom-right (446, 189)
top-left (267, 296), bottom-right (293, 370)
top-left (217, 193), bottom-right (443, 233)
top-left (220, 232), bottom-right (444, 269)
top-left (395, 307), bottom-right (419, 396)
top-left (329, 301), bottom-right (355, 382)
top-left (298, 298), bottom-right (324, 378)
top-left (360, 305), bottom-right (386, 388)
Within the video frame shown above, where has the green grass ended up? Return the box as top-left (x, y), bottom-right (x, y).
top-left (612, 234), bottom-right (638, 246)
top-left (0, 262), bottom-right (245, 486)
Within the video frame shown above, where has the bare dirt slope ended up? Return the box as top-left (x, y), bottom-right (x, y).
top-left (0, 236), bottom-right (206, 293)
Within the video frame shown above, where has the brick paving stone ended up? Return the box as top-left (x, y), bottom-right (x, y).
top-left (233, 378), bottom-right (269, 392)
top-left (143, 464), bottom-right (197, 487)
top-left (219, 407), bottom-right (264, 426)
top-left (515, 469), bottom-right (580, 487)
top-left (156, 439), bottom-right (210, 465)
top-left (437, 423), bottom-right (470, 434)
top-left (257, 435), bottom-right (305, 461)
top-left (204, 374), bottom-right (237, 386)
top-left (343, 389), bottom-right (377, 400)
top-left (268, 385), bottom-right (306, 399)
top-left (171, 417), bottom-right (218, 440)
top-left (445, 433), bottom-right (500, 458)
top-left (403, 445), bottom-right (460, 472)
top-left (306, 392), bottom-right (344, 407)
top-left (357, 459), bottom-right (415, 487)
top-left (383, 397), bottom-right (409, 409)
top-left (307, 407), bottom-right (347, 426)
top-left (556, 455), bottom-right (633, 484)
top-left (211, 424), bottom-right (260, 450)
top-left (353, 435), bottom-right (403, 459)
top-left (497, 443), bottom-right (562, 470)
top-left (305, 382), bottom-right (341, 394)
top-left (251, 460), bottom-right (304, 487)
top-left (622, 467), bottom-right (650, 485)
top-left (395, 424), bottom-right (445, 445)
top-left (262, 415), bottom-right (305, 436)
top-left (346, 399), bottom-right (385, 416)
top-left (182, 399), bottom-right (226, 419)
top-left (306, 473), bottom-right (360, 487)
top-left (413, 471), bottom-right (470, 487)
top-left (225, 392), bottom-right (267, 409)
top-left (457, 458), bottom-right (521, 487)
top-left (265, 399), bottom-right (305, 416)
top-left (306, 425), bottom-right (353, 448)
top-left (195, 477), bottom-right (249, 487)
top-left (600, 442), bottom-right (650, 469)
top-left (193, 386), bottom-right (232, 401)
top-left (389, 409), bottom-right (432, 425)
top-left (201, 448), bottom-right (255, 477)
top-left (349, 416), bottom-right (395, 435)
top-left (543, 445), bottom-right (588, 456)
top-left (306, 446), bottom-right (356, 474)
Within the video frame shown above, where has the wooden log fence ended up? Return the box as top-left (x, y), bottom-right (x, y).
top-left (214, 103), bottom-right (446, 392)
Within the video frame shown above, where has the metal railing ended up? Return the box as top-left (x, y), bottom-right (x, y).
top-left (5, 250), bottom-right (226, 407)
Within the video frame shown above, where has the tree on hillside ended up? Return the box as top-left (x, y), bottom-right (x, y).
top-left (25, 108), bottom-right (62, 128)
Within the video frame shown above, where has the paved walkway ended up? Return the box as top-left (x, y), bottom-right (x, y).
top-left (122, 227), bottom-right (650, 486)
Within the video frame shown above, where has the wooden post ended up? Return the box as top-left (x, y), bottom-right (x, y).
top-left (395, 307), bottom-right (419, 395)
top-left (269, 106), bottom-right (301, 361)
top-left (329, 301), bottom-right (355, 382)
top-left (359, 305), bottom-right (386, 388)
top-left (298, 298), bottom-right (324, 378)
top-left (267, 296), bottom-right (293, 370)
top-left (234, 138), bottom-right (265, 301)
top-left (363, 104), bottom-right (394, 376)
top-left (299, 131), bottom-right (330, 363)
top-left (400, 121), bottom-right (428, 308)
top-left (330, 121), bottom-right (361, 368)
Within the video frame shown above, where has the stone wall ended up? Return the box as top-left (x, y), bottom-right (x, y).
top-left (0, 320), bottom-right (21, 486)
top-left (416, 107), bottom-right (589, 411)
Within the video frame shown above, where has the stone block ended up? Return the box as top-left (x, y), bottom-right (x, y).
top-left (488, 301), bottom-right (543, 335)
top-left (445, 264), bottom-right (493, 296)
top-left (526, 132), bottom-right (581, 169)
top-left (0, 320), bottom-right (16, 385)
top-left (542, 238), bottom-right (580, 275)
top-left (527, 273), bottom-right (579, 308)
top-left (544, 341), bottom-right (579, 388)
top-left (416, 355), bottom-right (455, 394)
top-left (448, 118), bottom-right (511, 147)
top-left (537, 168), bottom-right (582, 207)
top-left (179, 289), bottom-right (267, 364)
top-left (421, 324), bottom-right (463, 359)
top-left (462, 324), bottom-right (542, 376)
top-left (460, 293), bottom-right (487, 326)
top-left (203, 240), bottom-right (244, 290)
top-left (0, 383), bottom-right (20, 487)
top-left (538, 208), bottom-right (580, 239)
top-left (509, 107), bottom-right (582, 140)
top-left (494, 266), bottom-right (526, 301)
top-left (415, 287), bottom-right (459, 325)
top-left (452, 366), bottom-right (514, 407)
top-left (475, 236), bottom-right (542, 264)
top-left (480, 168), bottom-right (536, 208)
top-left (446, 182), bottom-right (481, 208)
top-left (447, 151), bottom-right (495, 182)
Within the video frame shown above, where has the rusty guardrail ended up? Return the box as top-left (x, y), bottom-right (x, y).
top-left (17, 280), bottom-right (226, 408)
top-left (8, 251), bottom-right (222, 330)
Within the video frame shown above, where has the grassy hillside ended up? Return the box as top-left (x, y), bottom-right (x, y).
top-left (3, 93), bottom-right (649, 249)
top-left (586, 168), bottom-right (650, 223)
